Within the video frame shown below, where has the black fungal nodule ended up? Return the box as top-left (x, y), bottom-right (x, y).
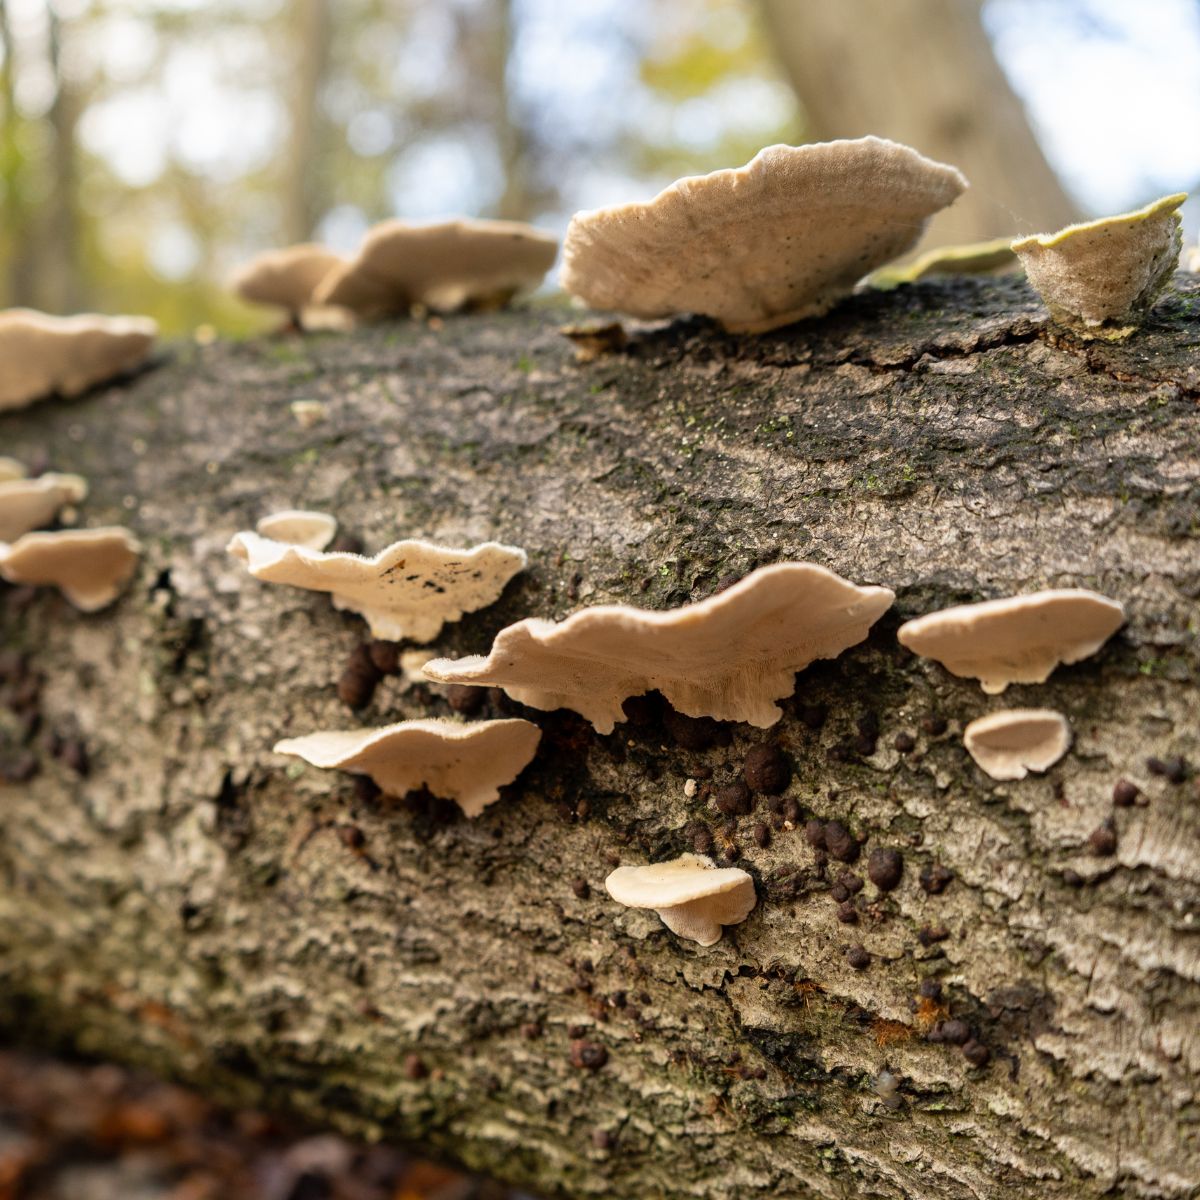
top-left (743, 743), bottom-right (790, 794)
top-left (867, 847), bottom-right (903, 892)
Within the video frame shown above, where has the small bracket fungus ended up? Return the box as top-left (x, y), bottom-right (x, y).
top-left (272, 717), bottom-right (541, 817)
top-left (560, 137), bottom-right (966, 333)
top-left (963, 709), bottom-right (1072, 781)
top-left (312, 218), bottom-right (558, 319)
top-left (254, 509), bottom-right (338, 552)
top-left (0, 459), bottom-right (27, 483)
top-left (1011, 193), bottom-right (1186, 339)
top-left (0, 472), bottom-right (88, 542)
top-left (0, 527), bottom-right (141, 611)
top-left (0, 309), bottom-right (158, 411)
top-left (227, 531), bottom-right (527, 642)
top-left (604, 853), bottom-right (756, 947)
top-left (424, 562), bottom-right (893, 732)
top-left (870, 237), bottom-right (1017, 289)
top-left (231, 243), bottom-right (346, 321)
top-left (897, 588), bottom-right (1125, 694)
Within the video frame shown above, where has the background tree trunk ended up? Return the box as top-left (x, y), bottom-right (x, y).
top-left (1, 276), bottom-right (1198, 1200)
top-left (282, 0), bottom-right (331, 245)
top-left (759, 0), bottom-right (1080, 246)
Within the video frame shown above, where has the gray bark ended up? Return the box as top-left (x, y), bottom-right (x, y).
top-left (1, 275), bottom-right (1199, 1199)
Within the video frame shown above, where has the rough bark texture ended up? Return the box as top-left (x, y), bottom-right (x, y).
top-left (1, 276), bottom-right (1199, 1200)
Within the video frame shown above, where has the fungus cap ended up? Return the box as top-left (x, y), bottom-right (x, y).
top-left (604, 853), bottom-right (755, 947)
top-left (273, 717), bottom-right (541, 817)
top-left (963, 709), bottom-right (1071, 781)
top-left (560, 137), bottom-right (967, 333)
top-left (1011, 193), bottom-right (1186, 339)
top-left (0, 472), bottom-right (88, 542)
top-left (254, 509), bottom-right (338, 552)
top-left (897, 588), bottom-right (1125, 693)
top-left (231, 244), bottom-right (345, 314)
top-left (870, 237), bottom-right (1017, 289)
top-left (0, 309), bottom-right (157, 411)
top-left (0, 526), bottom-right (141, 611)
top-left (0, 459), bottom-right (26, 483)
top-left (313, 218), bottom-right (558, 319)
top-left (227, 531), bottom-right (527, 642)
top-left (423, 562), bottom-right (893, 732)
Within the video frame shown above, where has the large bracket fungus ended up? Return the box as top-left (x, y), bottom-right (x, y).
top-left (604, 853), bottom-right (756, 947)
top-left (559, 136), bottom-right (966, 333)
top-left (423, 562), bottom-right (894, 733)
top-left (963, 709), bottom-right (1072, 781)
top-left (227, 531), bottom-right (528, 642)
top-left (1011, 193), bottom-right (1186, 340)
top-left (0, 473), bottom-right (88, 542)
top-left (0, 527), bottom-right (141, 612)
top-left (313, 217), bottom-right (558, 319)
top-left (0, 309), bottom-right (157, 411)
top-left (897, 588), bottom-right (1125, 694)
top-left (273, 718), bottom-right (542, 818)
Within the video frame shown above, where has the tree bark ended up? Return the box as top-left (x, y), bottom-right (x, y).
top-left (1, 276), bottom-right (1199, 1200)
top-left (758, 0), bottom-right (1080, 246)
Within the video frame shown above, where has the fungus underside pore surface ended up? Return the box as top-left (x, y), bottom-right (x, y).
top-left (1, 275), bottom-right (1199, 1200)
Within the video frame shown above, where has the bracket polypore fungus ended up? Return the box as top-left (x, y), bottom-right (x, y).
top-left (254, 509), bottom-right (338, 552)
top-left (604, 853), bottom-right (756, 947)
top-left (0, 459), bottom-right (26, 483)
top-left (963, 709), bottom-right (1072, 781)
top-left (559, 137), bottom-right (966, 333)
top-left (231, 243), bottom-right (346, 321)
top-left (870, 237), bottom-right (1017, 289)
top-left (0, 527), bottom-right (141, 611)
top-left (0, 473), bottom-right (88, 542)
top-left (312, 218), bottom-right (558, 319)
top-left (0, 309), bottom-right (157, 411)
top-left (1011, 193), bottom-right (1186, 339)
top-left (897, 588), bottom-right (1125, 694)
top-left (424, 562), bottom-right (893, 732)
top-left (227, 531), bottom-right (527, 642)
top-left (273, 718), bottom-right (542, 817)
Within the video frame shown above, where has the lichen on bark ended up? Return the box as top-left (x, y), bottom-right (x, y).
top-left (1, 275), bottom-right (1198, 1199)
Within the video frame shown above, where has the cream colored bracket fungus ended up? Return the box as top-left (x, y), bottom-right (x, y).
top-left (560, 137), bottom-right (966, 334)
top-left (963, 709), bottom-right (1072, 781)
top-left (227, 531), bottom-right (527, 642)
top-left (604, 854), bottom-right (756, 947)
top-left (870, 237), bottom-right (1017, 289)
top-left (0, 309), bottom-right (158, 411)
top-left (0, 527), bottom-right (141, 611)
top-left (273, 718), bottom-right (541, 818)
top-left (0, 459), bottom-right (27, 483)
top-left (897, 588), bottom-right (1125, 694)
top-left (313, 218), bottom-right (558, 320)
top-left (0, 473), bottom-right (88, 542)
top-left (1011, 193), bottom-right (1186, 340)
top-left (424, 562), bottom-right (894, 733)
top-left (231, 244), bottom-right (346, 319)
top-left (254, 509), bottom-right (338, 552)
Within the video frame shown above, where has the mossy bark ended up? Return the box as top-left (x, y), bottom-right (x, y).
top-left (2, 277), bottom-right (1199, 1199)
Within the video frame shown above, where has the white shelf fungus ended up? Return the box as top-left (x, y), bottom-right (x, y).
top-left (273, 718), bottom-right (542, 818)
top-left (604, 853), bottom-right (756, 947)
top-left (254, 509), bottom-right (338, 552)
top-left (963, 709), bottom-right (1072, 781)
top-left (870, 237), bottom-right (1017, 289)
top-left (313, 218), bottom-right (558, 319)
top-left (1012, 193), bottom-right (1186, 339)
top-left (424, 562), bottom-right (894, 733)
top-left (227, 531), bottom-right (527, 642)
top-left (0, 459), bottom-right (27, 483)
top-left (560, 137), bottom-right (966, 334)
top-left (0, 473), bottom-right (88, 542)
top-left (897, 588), bottom-right (1125, 694)
top-left (0, 527), bottom-right (141, 611)
top-left (231, 243), bottom-right (346, 317)
top-left (0, 309), bottom-right (157, 411)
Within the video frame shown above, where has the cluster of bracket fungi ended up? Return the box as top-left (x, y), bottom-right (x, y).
top-left (0, 140), bottom-right (1186, 1070)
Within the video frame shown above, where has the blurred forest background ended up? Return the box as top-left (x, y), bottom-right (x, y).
top-left (1, 0), bottom-right (1199, 336)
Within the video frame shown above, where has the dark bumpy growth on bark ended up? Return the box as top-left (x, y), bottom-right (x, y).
top-left (1, 277), bottom-right (1199, 1199)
